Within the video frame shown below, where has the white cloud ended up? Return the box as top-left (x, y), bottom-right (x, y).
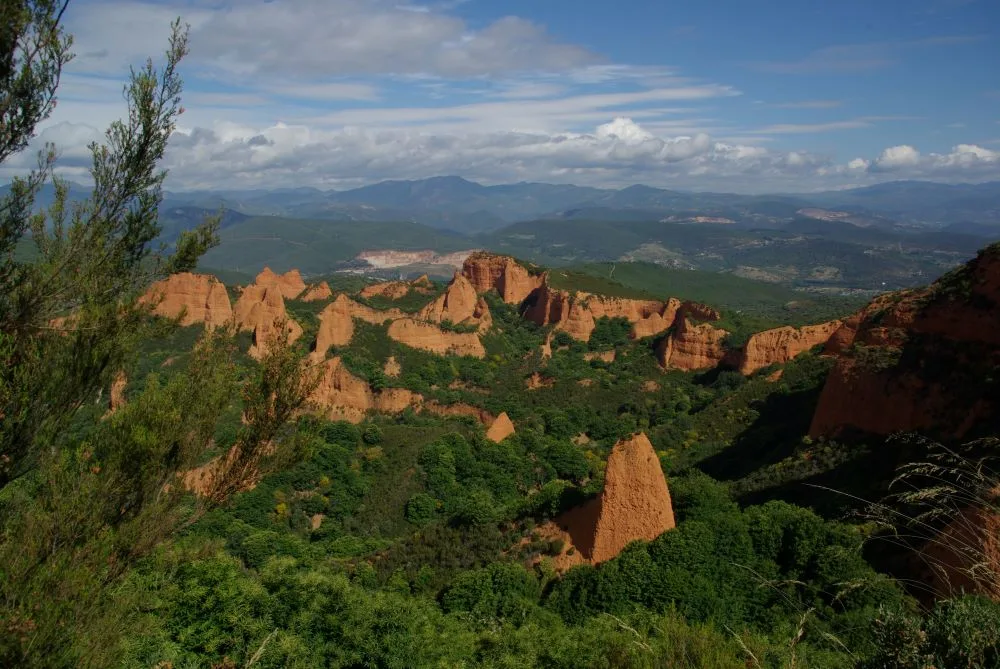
top-left (67, 0), bottom-right (597, 81)
top-left (873, 145), bottom-right (923, 169)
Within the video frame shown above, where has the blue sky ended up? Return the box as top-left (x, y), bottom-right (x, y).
top-left (6, 0), bottom-right (999, 192)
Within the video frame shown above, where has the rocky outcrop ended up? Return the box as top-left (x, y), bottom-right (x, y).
top-left (140, 272), bottom-right (233, 329)
top-left (918, 494), bottom-right (1000, 601)
top-left (525, 281), bottom-right (685, 342)
top-left (383, 356), bottom-right (401, 378)
top-left (311, 295), bottom-right (406, 361)
top-left (423, 400), bottom-right (493, 425)
top-left (550, 432), bottom-right (675, 567)
top-left (525, 372), bottom-right (555, 390)
top-left (584, 350), bottom-right (616, 363)
top-left (486, 412), bottom-right (516, 443)
top-left (633, 298), bottom-right (682, 339)
top-left (255, 267), bottom-right (306, 300)
top-left (103, 370), bottom-right (127, 418)
top-left (657, 317), bottom-right (729, 371)
top-left (360, 281), bottom-right (411, 300)
top-left (417, 273), bottom-right (492, 332)
top-left (234, 285), bottom-right (303, 360)
top-left (591, 433), bottom-right (676, 563)
top-left (810, 243), bottom-right (1000, 440)
top-left (411, 275), bottom-right (435, 293)
top-left (307, 357), bottom-right (422, 423)
top-left (461, 252), bottom-right (545, 304)
top-left (736, 320), bottom-right (843, 375)
top-left (301, 281), bottom-right (333, 302)
top-left (387, 318), bottom-right (486, 358)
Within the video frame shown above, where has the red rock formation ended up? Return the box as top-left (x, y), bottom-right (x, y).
top-left (307, 357), bottom-right (422, 423)
top-left (590, 433), bottom-right (676, 563)
top-left (423, 400), bottom-right (494, 425)
top-left (311, 295), bottom-right (406, 361)
top-left (549, 433), bottom-right (675, 567)
top-left (525, 280), bottom-right (684, 341)
top-left (584, 350), bottom-right (616, 363)
top-left (525, 372), bottom-right (555, 390)
top-left (301, 281), bottom-right (333, 302)
top-left (254, 267), bottom-right (306, 300)
top-left (810, 244), bottom-right (1000, 439)
top-left (461, 251), bottom-right (545, 304)
top-left (737, 320), bottom-right (842, 375)
top-left (234, 285), bottom-right (303, 360)
top-left (360, 281), bottom-right (411, 300)
top-left (918, 496), bottom-right (1000, 601)
top-left (417, 273), bottom-right (491, 331)
top-left (103, 370), bottom-right (127, 417)
top-left (486, 412), bottom-right (516, 443)
top-left (387, 318), bottom-right (486, 358)
top-left (657, 317), bottom-right (729, 371)
top-left (140, 272), bottom-right (233, 329)
top-left (383, 356), bottom-right (401, 378)
top-left (411, 275), bottom-right (435, 294)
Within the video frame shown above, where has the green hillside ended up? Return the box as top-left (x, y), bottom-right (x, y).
top-left (197, 216), bottom-right (474, 274)
top-left (556, 262), bottom-right (868, 324)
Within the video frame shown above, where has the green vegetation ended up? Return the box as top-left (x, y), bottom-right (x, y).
top-left (198, 217), bottom-right (472, 274)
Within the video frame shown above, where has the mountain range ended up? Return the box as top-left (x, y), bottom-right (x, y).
top-left (9, 176), bottom-right (1000, 235)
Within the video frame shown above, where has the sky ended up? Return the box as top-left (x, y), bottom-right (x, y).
top-left (5, 0), bottom-right (1000, 192)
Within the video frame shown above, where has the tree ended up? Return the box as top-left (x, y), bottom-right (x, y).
top-left (1, 12), bottom-right (217, 486)
top-left (0, 7), bottom-right (306, 665)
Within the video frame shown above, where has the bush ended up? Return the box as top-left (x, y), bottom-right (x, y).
top-left (361, 423), bottom-right (384, 445)
top-left (405, 493), bottom-right (438, 526)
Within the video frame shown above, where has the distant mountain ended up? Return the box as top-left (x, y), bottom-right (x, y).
top-left (804, 180), bottom-right (1000, 227)
top-left (10, 176), bottom-right (999, 236)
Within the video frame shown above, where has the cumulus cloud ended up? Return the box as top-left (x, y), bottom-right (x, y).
top-left (6, 115), bottom-right (999, 192)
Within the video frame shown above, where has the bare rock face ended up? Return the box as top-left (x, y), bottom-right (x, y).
top-left (633, 298), bottom-right (682, 339)
top-left (383, 356), bottom-right (401, 378)
top-left (360, 281), bottom-right (411, 300)
top-left (583, 350), bottom-right (615, 363)
top-left (525, 372), bottom-right (555, 390)
top-left (141, 272), bottom-right (233, 329)
top-left (311, 295), bottom-right (406, 361)
top-left (411, 275), bottom-right (435, 294)
top-left (306, 357), bottom-right (424, 423)
top-left (301, 281), bottom-right (333, 302)
top-left (103, 370), bottom-right (127, 417)
top-left (308, 357), bottom-right (377, 423)
top-left (657, 317), bottom-right (729, 371)
top-left (254, 267), bottom-right (306, 300)
top-left (417, 273), bottom-right (486, 328)
top-left (461, 251), bottom-right (545, 304)
top-left (486, 412), bottom-right (516, 443)
top-left (551, 432), bottom-right (675, 567)
top-left (525, 281), bottom-right (683, 342)
top-left (737, 320), bottom-right (843, 375)
top-left (810, 244), bottom-right (1000, 440)
top-left (590, 433), bottom-right (676, 563)
top-left (918, 495), bottom-right (1000, 601)
top-left (235, 285), bottom-right (303, 360)
top-left (387, 318), bottom-right (486, 358)
top-left (423, 400), bottom-right (493, 424)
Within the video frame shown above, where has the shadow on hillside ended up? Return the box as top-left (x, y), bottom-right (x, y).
top-left (697, 385), bottom-right (824, 481)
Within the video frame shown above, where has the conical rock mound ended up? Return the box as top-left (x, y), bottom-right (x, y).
top-left (486, 412), bottom-right (516, 443)
top-left (301, 281), bottom-right (333, 302)
top-left (591, 433), bottom-right (676, 563)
